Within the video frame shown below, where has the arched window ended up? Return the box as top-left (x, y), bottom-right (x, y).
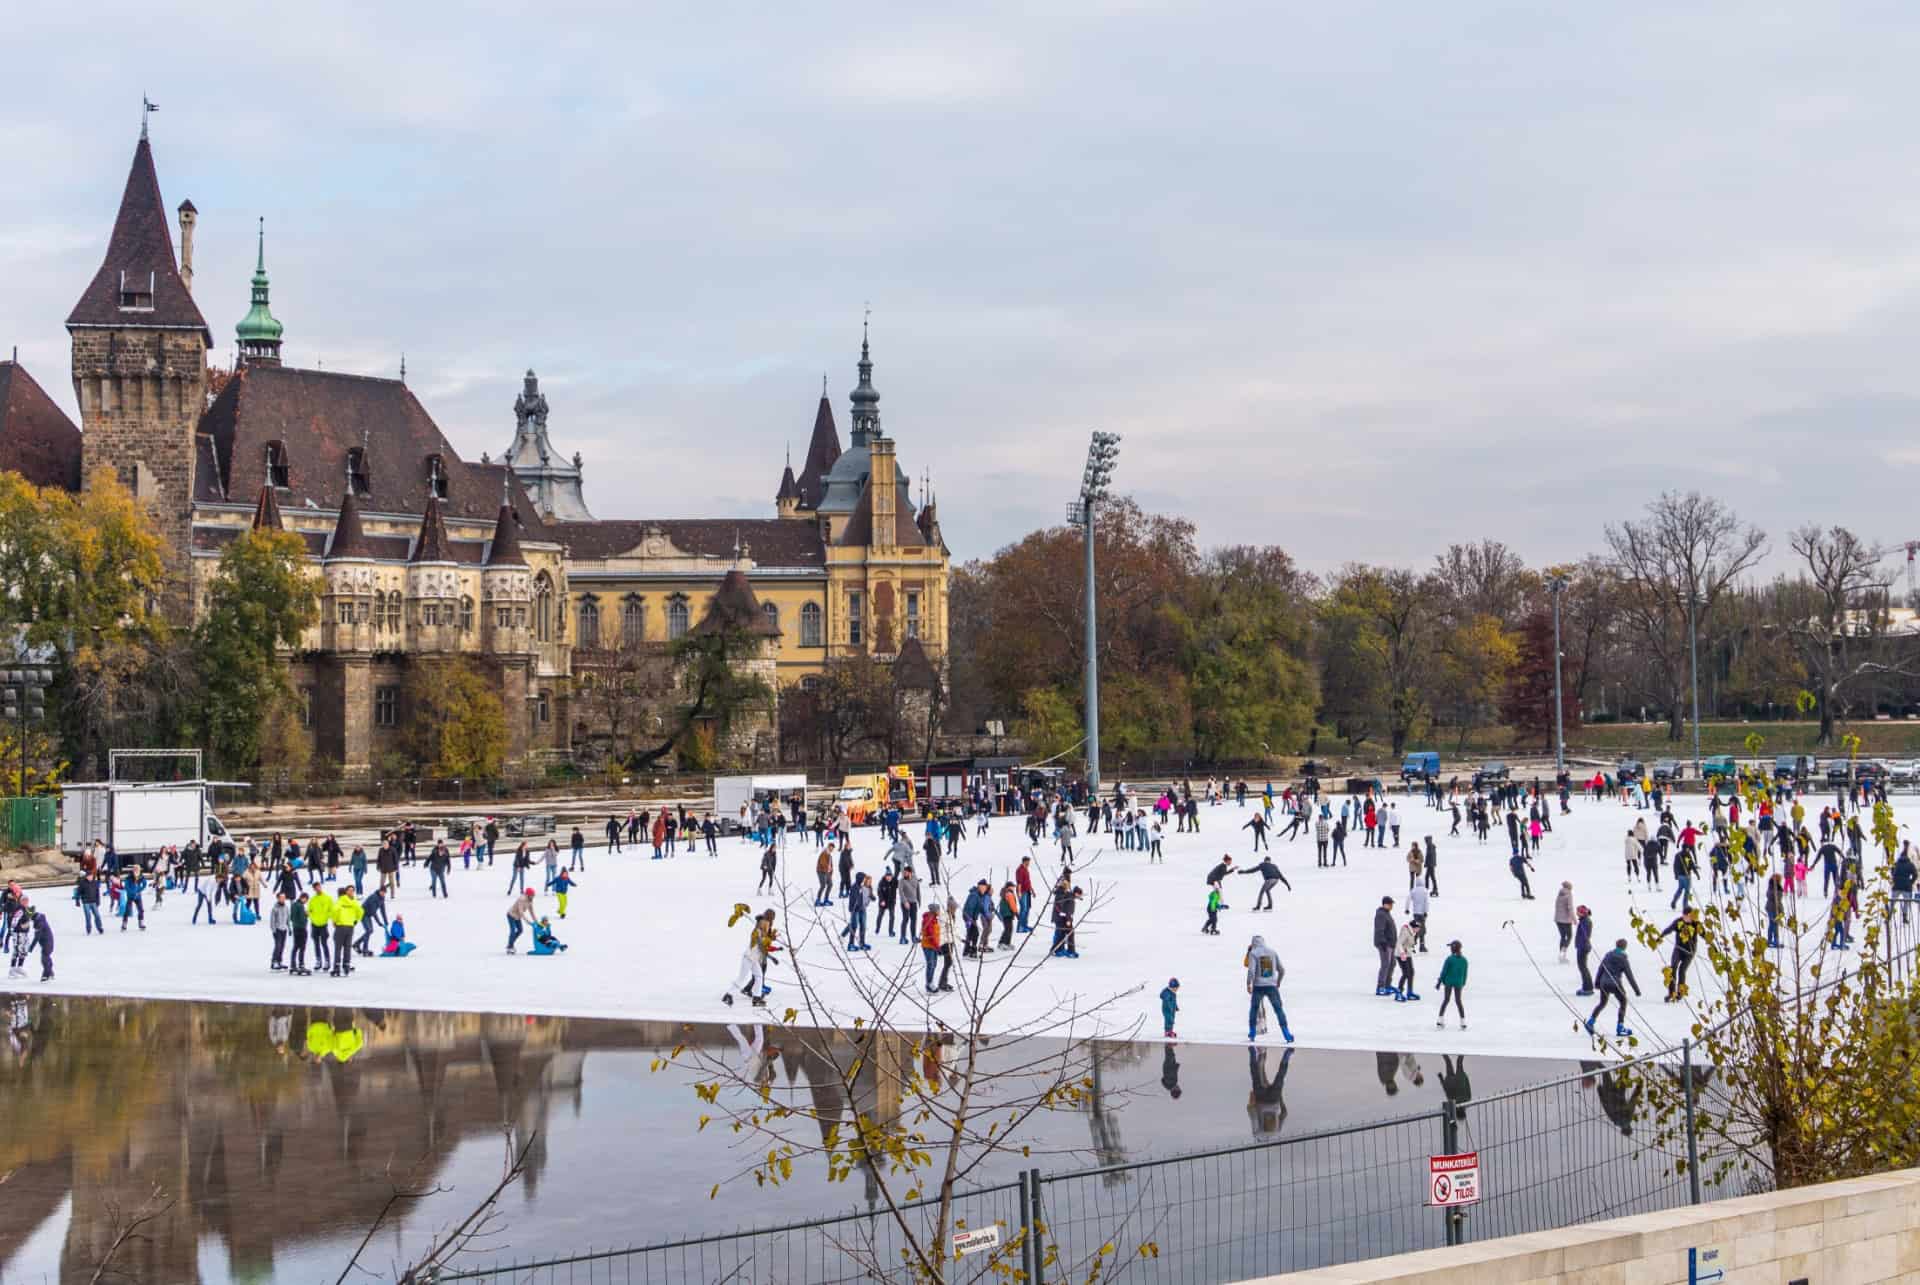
top-left (763, 602), bottom-right (780, 636)
top-left (800, 601), bottom-right (823, 647)
top-left (578, 597), bottom-right (601, 648)
top-left (460, 596), bottom-right (474, 631)
top-left (666, 595), bottom-right (690, 640)
top-left (622, 595), bottom-right (645, 646)
top-left (384, 591), bottom-right (403, 633)
top-left (534, 572), bottom-right (554, 641)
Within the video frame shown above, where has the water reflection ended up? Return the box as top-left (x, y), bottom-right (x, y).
top-left (0, 993), bottom-right (1656, 1285)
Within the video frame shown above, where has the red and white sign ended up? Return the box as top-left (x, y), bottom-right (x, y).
top-left (1427, 1151), bottom-right (1481, 1207)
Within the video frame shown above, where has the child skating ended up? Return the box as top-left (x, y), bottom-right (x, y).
top-left (1435, 940), bottom-right (1467, 1029)
top-left (1160, 978), bottom-right (1180, 1038)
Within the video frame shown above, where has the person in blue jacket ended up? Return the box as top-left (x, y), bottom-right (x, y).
top-left (382, 915), bottom-right (416, 957)
top-left (119, 871), bottom-right (148, 930)
top-left (530, 917), bottom-right (568, 955)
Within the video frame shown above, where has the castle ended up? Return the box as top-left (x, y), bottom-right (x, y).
top-left (0, 126), bottom-right (950, 774)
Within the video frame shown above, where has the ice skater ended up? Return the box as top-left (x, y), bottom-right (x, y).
top-left (1160, 977), bottom-right (1180, 1038)
top-left (1584, 939), bottom-right (1642, 1037)
top-left (1239, 858), bottom-right (1292, 910)
top-left (1243, 935), bottom-right (1293, 1043)
top-left (1435, 940), bottom-right (1467, 1028)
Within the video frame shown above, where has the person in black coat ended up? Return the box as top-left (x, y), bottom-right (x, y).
top-left (1573, 906), bottom-right (1595, 995)
top-left (1239, 860), bottom-right (1292, 911)
top-left (1372, 897), bottom-right (1398, 995)
top-left (1584, 941), bottom-right (1642, 1034)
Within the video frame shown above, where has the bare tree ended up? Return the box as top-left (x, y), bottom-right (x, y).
top-left (1604, 492), bottom-right (1767, 740)
top-left (663, 848), bottom-right (1161, 1283)
top-left (86, 1185), bottom-right (178, 1285)
top-left (1431, 539), bottom-right (1535, 627)
top-left (1782, 525), bottom-right (1916, 744)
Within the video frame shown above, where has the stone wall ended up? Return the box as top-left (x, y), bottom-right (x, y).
top-left (1260, 1167), bottom-right (1920, 1285)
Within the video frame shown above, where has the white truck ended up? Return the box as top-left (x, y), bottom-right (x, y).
top-left (60, 781), bottom-right (235, 861)
top-left (713, 774), bottom-right (810, 832)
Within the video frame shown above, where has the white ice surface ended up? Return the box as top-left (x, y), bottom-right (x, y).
top-left (18, 792), bottom-right (1844, 1057)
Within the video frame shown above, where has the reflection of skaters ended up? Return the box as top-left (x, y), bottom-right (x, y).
top-left (1376, 1050), bottom-right (1400, 1098)
top-left (1439, 1055), bottom-right (1472, 1119)
top-left (1160, 1044), bottom-right (1182, 1100)
top-left (1585, 1062), bottom-right (1642, 1136)
top-left (727, 1022), bottom-right (777, 1096)
top-left (1246, 1045), bottom-right (1293, 1135)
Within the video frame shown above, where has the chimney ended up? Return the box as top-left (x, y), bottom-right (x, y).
top-left (177, 199), bottom-right (198, 294)
top-left (868, 435), bottom-right (897, 552)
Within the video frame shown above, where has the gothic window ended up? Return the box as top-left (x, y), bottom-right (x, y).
top-left (385, 591), bottom-right (404, 633)
top-left (537, 689), bottom-right (551, 724)
top-left (622, 596), bottom-right (645, 645)
top-left (374, 686), bottom-right (400, 727)
top-left (354, 598), bottom-right (370, 624)
top-left (905, 591), bottom-right (921, 640)
top-left (347, 447), bottom-right (371, 496)
top-left (763, 602), bottom-right (780, 636)
top-left (338, 600), bottom-right (354, 625)
top-left (848, 590), bottom-right (864, 646)
top-left (533, 572), bottom-right (554, 642)
top-left (266, 441), bottom-right (290, 489)
top-left (667, 596), bottom-right (690, 640)
top-left (461, 596), bottom-right (475, 632)
top-left (427, 454), bottom-right (449, 500)
top-left (578, 597), bottom-right (601, 648)
top-left (515, 606), bottom-right (528, 628)
top-left (497, 606), bottom-right (513, 630)
top-left (800, 601), bottom-right (823, 647)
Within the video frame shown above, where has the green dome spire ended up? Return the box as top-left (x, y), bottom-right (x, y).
top-left (236, 217), bottom-right (284, 365)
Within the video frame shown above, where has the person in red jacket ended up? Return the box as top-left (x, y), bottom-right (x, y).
top-left (1015, 856), bottom-right (1036, 932)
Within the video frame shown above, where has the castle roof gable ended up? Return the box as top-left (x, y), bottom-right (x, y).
top-left (67, 137), bottom-right (210, 338)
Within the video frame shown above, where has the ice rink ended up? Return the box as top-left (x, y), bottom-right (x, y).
top-left (16, 788), bottom-right (1883, 1058)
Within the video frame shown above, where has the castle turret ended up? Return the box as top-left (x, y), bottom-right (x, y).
top-left (406, 494), bottom-right (459, 652)
top-left (321, 490), bottom-right (377, 654)
top-left (235, 219), bottom-right (284, 368)
top-left (67, 130), bottom-right (211, 613)
top-left (482, 500), bottom-right (534, 656)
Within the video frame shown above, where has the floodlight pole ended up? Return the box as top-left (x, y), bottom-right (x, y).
top-left (1548, 573), bottom-right (1568, 775)
top-left (1083, 494), bottom-right (1100, 798)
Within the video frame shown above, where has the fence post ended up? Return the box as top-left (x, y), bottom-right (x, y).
top-left (1441, 1101), bottom-right (1463, 1248)
top-left (1019, 1168), bottom-right (1036, 1283)
top-left (1681, 1038), bottom-right (1702, 1205)
top-left (1028, 1166), bottom-right (1046, 1285)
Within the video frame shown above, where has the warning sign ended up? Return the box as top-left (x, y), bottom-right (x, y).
top-left (952, 1226), bottom-right (1001, 1257)
top-left (1427, 1151), bottom-right (1481, 1207)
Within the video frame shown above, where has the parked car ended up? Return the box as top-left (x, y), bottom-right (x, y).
top-left (1615, 759), bottom-right (1645, 786)
top-left (1651, 759), bottom-right (1682, 784)
top-left (1825, 761), bottom-right (1852, 787)
top-left (1891, 761), bottom-right (1918, 786)
top-left (1855, 760), bottom-right (1886, 785)
top-left (1472, 762), bottom-right (1510, 789)
top-left (1345, 776), bottom-right (1385, 797)
top-left (505, 813), bottom-right (556, 838)
top-left (1773, 755), bottom-right (1813, 783)
top-left (1700, 755), bottom-right (1737, 783)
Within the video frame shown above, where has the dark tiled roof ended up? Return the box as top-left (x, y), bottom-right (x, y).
top-left (776, 463), bottom-right (799, 503)
top-left (835, 482), bottom-right (928, 549)
top-left (792, 395), bottom-right (842, 510)
top-left (0, 361), bottom-right (82, 491)
top-left (67, 138), bottom-right (210, 338)
top-left (325, 490), bottom-right (377, 560)
top-left (410, 495), bottom-right (453, 563)
top-left (250, 484), bottom-right (283, 530)
top-left (555, 518), bottom-right (825, 568)
top-left (695, 569), bottom-right (783, 637)
top-left (894, 636), bottom-right (940, 690)
top-left (201, 364), bottom-right (539, 525)
top-left (193, 434), bottom-right (226, 501)
top-left (485, 503), bottom-right (526, 567)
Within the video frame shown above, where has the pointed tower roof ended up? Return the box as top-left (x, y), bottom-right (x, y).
top-left (793, 385), bottom-right (843, 509)
top-left (325, 490), bottom-right (375, 559)
top-left (250, 482), bottom-right (283, 531)
top-left (893, 636), bottom-right (940, 691)
top-left (485, 502), bottom-right (526, 567)
top-left (0, 360), bottom-right (83, 491)
top-left (67, 136), bottom-right (210, 338)
top-left (848, 316), bottom-right (881, 446)
top-left (235, 218), bottom-right (284, 361)
top-left (410, 494), bottom-right (453, 563)
top-left (776, 460), bottom-right (799, 504)
top-left (695, 569), bottom-right (782, 637)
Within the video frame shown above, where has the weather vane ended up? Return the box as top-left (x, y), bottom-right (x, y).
top-left (141, 95), bottom-right (159, 140)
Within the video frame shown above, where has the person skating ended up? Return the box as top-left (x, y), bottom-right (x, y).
top-left (73, 872), bottom-right (103, 935)
top-left (1016, 856), bottom-right (1035, 932)
top-left (1242, 812), bottom-right (1270, 851)
top-left (506, 889), bottom-right (537, 954)
top-left (940, 896), bottom-right (961, 986)
top-left (837, 843), bottom-right (856, 901)
top-left (896, 866), bottom-right (922, 945)
top-left (1243, 935), bottom-right (1294, 1043)
top-left (1202, 886), bottom-right (1223, 935)
top-left (919, 904), bottom-right (945, 994)
top-left (1435, 940), bottom-right (1468, 1029)
top-left (1553, 881), bottom-right (1575, 962)
top-left (331, 889), bottom-right (363, 976)
top-left (724, 910), bottom-right (779, 1006)
top-left (1239, 858), bottom-right (1292, 911)
top-left (1584, 939), bottom-right (1642, 1037)
top-left (814, 848), bottom-right (833, 907)
top-left (845, 873), bottom-right (872, 951)
top-left (29, 907), bottom-right (52, 982)
top-left (289, 893), bottom-right (311, 975)
top-left (757, 846), bottom-right (778, 893)
top-left (6, 901), bottom-right (32, 979)
top-left (1407, 880), bottom-right (1430, 952)
top-left (1508, 849), bottom-right (1536, 900)
top-left (355, 888), bottom-right (389, 955)
top-left (1573, 905), bottom-right (1595, 994)
top-left (309, 886), bottom-right (334, 972)
top-left (1160, 977), bottom-right (1180, 1038)
top-left (1393, 917), bottom-right (1420, 1002)
top-left (270, 894), bottom-right (291, 970)
top-left (962, 879), bottom-right (991, 956)
top-left (997, 882), bottom-right (1018, 948)
top-left (1205, 856), bottom-right (1235, 908)
top-left (1659, 908), bottom-right (1700, 1002)
top-left (1372, 896), bottom-right (1398, 996)
top-left (551, 868), bottom-right (578, 919)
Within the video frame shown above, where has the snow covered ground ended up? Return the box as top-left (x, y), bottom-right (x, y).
top-left (14, 791), bottom-right (1885, 1058)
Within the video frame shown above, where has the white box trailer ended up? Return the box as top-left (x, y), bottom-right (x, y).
top-left (713, 774), bottom-right (810, 831)
top-left (59, 781), bottom-right (234, 859)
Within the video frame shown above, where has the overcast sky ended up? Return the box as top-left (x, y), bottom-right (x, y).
top-left (5, 3), bottom-right (1920, 573)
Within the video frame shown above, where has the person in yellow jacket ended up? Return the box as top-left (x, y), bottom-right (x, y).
top-left (308, 887), bottom-right (335, 972)
top-left (331, 889), bottom-right (364, 978)
top-left (331, 1025), bottom-right (365, 1062)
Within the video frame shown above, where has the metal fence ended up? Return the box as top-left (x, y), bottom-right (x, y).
top-left (433, 932), bottom-right (1919, 1285)
top-left (1, 796), bottom-right (55, 848)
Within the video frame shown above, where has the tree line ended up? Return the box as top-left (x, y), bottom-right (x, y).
top-left (943, 490), bottom-right (1920, 762)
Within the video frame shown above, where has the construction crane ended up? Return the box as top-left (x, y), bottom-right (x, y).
top-left (1906, 542), bottom-right (1920, 608)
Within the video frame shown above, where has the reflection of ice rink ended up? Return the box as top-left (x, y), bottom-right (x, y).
top-left (24, 789), bottom-right (1918, 1059)
top-left (0, 996), bottom-right (1717, 1283)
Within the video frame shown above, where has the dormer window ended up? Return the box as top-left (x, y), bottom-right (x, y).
top-left (346, 447), bottom-right (371, 497)
top-left (427, 454), bottom-right (449, 500)
top-left (117, 270), bottom-right (155, 312)
top-left (266, 441), bottom-right (290, 489)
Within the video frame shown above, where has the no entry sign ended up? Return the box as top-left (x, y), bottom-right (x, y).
top-left (1427, 1151), bottom-right (1481, 1207)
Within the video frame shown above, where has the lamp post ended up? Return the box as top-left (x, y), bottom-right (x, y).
top-left (0, 665), bottom-right (52, 797)
top-left (1687, 585), bottom-right (1703, 778)
top-left (1546, 573), bottom-right (1569, 776)
top-left (1069, 431), bottom-right (1122, 798)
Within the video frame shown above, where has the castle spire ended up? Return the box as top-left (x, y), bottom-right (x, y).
top-left (235, 217), bottom-right (284, 366)
top-left (67, 130), bottom-right (210, 339)
top-left (848, 309), bottom-right (881, 447)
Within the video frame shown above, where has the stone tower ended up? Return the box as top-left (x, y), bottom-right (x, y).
top-left (66, 127), bottom-right (210, 609)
